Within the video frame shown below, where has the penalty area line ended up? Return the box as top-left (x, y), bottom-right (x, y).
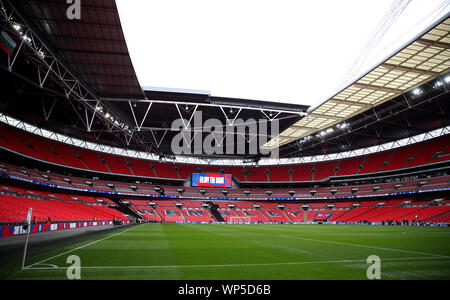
top-left (280, 235), bottom-right (450, 258)
top-left (22, 224), bottom-right (144, 270)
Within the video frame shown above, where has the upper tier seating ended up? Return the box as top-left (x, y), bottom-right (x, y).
top-left (267, 166), bottom-right (291, 182)
top-left (290, 164), bottom-right (314, 181)
top-left (335, 156), bottom-right (365, 176)
top-left (156, 206), bottom-right (184, 222)
top-left (285, 210), bottom-right (304, 222)
top-left (314, 161), bottom-right (338, 180)
top-left (427, 212), bottom-right (450, 223)
top-left (382, 143), bottom-right (423, 171)
top-left (407, 135), bottom-right (450, 167)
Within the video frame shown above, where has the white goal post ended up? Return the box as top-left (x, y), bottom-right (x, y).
top-left (229, 216), bottom-right (252, 224)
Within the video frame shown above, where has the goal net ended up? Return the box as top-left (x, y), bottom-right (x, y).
top-left (229, 216), bottom-right (251, 224)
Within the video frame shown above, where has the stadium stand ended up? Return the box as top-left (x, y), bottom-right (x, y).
top-left (0, 193), bottom-right (127, 222)
top-left (127, 158), bottom-right (154, 177)
top-left (290, 164), bottom-right (314, 181)
top-left (1, 123), bottom-right (449, 183)
top-left (182, 208), bottom-right (214, 222)
top-left (245, 166), bottom-right (269, 182)
top-left (0, 122), bottom-right (449, 227)
top-left (215, 209), bottom-right (239, 222)
top-left (1, 161), bottom-right (449, 199)
top-left (0, 165), bottom-right (448, 224)
top-left (285, 210), bottom-right (304, 222)
top-left (156, 206), bottom-right (185, 222)
top-left (267, 165), bottom-right (291, 182)
top-left (407, 135), bottom-right (450, 167)
top-left (358, 151), bottom-right (391, 174)
top-left (314, 161), bottom-right (338, 180)
top-left (101, 153), bottom-right (133, 175)
top-left (261, 209), bottom-right (291, 223)
top-left (335, 156), bottom-right (365, 176)
top-left (382, 143), bottom-right (423, 171)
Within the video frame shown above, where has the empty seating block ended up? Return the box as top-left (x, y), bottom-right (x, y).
top-left (0, 194), bottom-right (126, 222)
top-left (182, 209), bottom-right (213, 222)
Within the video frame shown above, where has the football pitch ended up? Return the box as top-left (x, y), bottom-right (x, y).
top-left (2, 223), bottom-right (450, 280)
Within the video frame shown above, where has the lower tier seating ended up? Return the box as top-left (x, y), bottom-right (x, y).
top-left (0, 194), bottom-right (126, 222)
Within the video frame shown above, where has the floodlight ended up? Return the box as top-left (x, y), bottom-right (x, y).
top-left (12, 24), bottom-right (21, 32)
top-left (38, 50), bottom-right (45, 59)
top-left (412, 88), bottom-right (423, 96)
top-left (22, 35), bottom-right (31, 43)
top-left (433, 81), bottom-right (443, 88)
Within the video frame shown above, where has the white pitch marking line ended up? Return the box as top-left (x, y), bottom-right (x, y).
top-left (23, 224), bottom-right (143, 270)
top-left (30, 264), bottom-right (59, 269)
top-left (280, 235), bottom-right (450, 258)
top-left (21, 256), bottom-right (448, 270)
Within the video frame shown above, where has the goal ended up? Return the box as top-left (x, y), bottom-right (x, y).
top-left (229, 216), bottom-right (251, 224)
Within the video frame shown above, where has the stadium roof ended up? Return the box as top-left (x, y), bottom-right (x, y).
top-left (16, 0), bottom-right (144, 99)
top-left (116, 0), bottom-right (449, 107)
top-left (0, 1), bottom-right (449, 161)
top-left (263, 16), bottom-right (450, 149)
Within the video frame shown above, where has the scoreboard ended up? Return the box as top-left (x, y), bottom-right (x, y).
top-left (191, 173), bottom-right (232, 188)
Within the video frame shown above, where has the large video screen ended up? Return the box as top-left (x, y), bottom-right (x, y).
top-left (191, 173), bottom-right (232, 188)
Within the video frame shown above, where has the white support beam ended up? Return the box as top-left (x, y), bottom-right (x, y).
top-left (102, 97), bottom-right (308, 116)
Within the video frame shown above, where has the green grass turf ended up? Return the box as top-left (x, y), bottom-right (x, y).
top-left (1, 223), bottom-right (449, 280)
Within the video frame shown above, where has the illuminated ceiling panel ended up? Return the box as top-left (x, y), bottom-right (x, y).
top-left (263, 17), bottom-right (450, 150)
